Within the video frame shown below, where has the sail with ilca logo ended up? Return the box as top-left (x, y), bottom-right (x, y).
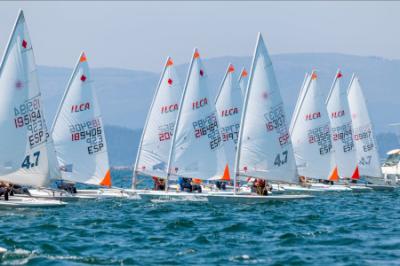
top-left (167, 49), bottom-right (227, 181)
top-left (215, 64), bottom-right (243, 179)
top-left (291, 71), bottom-right (338, 181)
top-left (52, 52), bottom-right (111, 186)
top-left (133, 57), bottom-right (183, 187)
top-left (326, 71), bottom-right (359, 179)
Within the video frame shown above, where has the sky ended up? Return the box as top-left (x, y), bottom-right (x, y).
top-left (0, 1), bottom-right (399, 72)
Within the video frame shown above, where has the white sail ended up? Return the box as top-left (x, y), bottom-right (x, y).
top-left (168, 49), bottom-right (227, 180)
top-left (289, 73), bottom-right (310, 135)
top-left (238, 68), bottom-right (248, 98)
top-left (0, 10), bottom-right (50, 187)
top-left (347, 75), bottom-right (382, 178)
top-left (215, 64), bottom-right (242, 177)
top-left (235, 33), bottom-right (297, 183)
top-left (326, 71), bottom-right (359, 179)
top-left (52, 52), bottom-right (111, 186)
top-left (291, 71), bottom-right (338, 181)
top-left (134, 57), bottom-right (183, 179)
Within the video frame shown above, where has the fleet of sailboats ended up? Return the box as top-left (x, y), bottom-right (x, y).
top-left (0, 10), bottom-right (396, 207)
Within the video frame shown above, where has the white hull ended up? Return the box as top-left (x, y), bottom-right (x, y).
top-left (309, 183), bottom-right (353, 192)
top-left (277, 184), bottom-right (327, 194)
top-left (76, 189), bottom-right (137, 199)
top-left (207, 194), bottom-right (314, 203)
top-left (347, 185), bottom-right (373, 192)
top-left (366, 184), bottom-right (396, 191)
top-left (137, 190), bottom-right (207, 202)
top-left (0, 197), bottom-right (66, 208)
top-left (20, 188), bottom-right (137, 201)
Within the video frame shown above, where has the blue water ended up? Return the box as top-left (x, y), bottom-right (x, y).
top-left (0, 170), bottom-right (399, 265)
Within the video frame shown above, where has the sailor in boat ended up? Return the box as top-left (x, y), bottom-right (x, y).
top-left (299, 176), bottom-right (310, 187)
top-left (191, 178), bottom-right (202, 193)
top-left (0, 181), bottom-right (11, 201)
top-left (177, 177), bottom-right (192, 192)
top-left (56, 180), bottom-right (77, 194)
top-left (215, 180), bottom-right (227, 190)
top-left (9, 183), bottom-right (31, 196)
top-left (252, 179), bottom-right (272, 196)
top-left (152, 176), bottom-right (165, 191)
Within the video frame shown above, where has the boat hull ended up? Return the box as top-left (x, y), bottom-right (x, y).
top-left (0, 197), bottom-right (67, 208)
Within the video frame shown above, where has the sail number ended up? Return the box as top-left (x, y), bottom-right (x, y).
top-left (274, 151), bottom-right (288, 167)
top-left (14, 97), bottom-right (46, 148)
top-left (21, 151), bottom-right (40, 169)
top-left (158, 122), bottom-right (174, 141)
top-left (69, 118), bottom-right (105, 155)
top-left (193, 113), bottom-right (222, 150)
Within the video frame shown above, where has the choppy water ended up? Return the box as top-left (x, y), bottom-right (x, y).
top-left (0, 170), bottom-right (399, 265)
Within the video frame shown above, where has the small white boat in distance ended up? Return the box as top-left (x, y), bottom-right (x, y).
top-left (0, 10), bottom-right (66, 207)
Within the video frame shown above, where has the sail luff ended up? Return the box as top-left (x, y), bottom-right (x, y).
top-left (214, 63), bottom-right (231, 104)
top-left (289, 73), bottom-right (310, 135)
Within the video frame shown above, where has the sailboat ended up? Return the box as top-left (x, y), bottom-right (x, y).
top-left (326, 71), bottom-right (372, 191)
top-left (214, 64), bottom-right (242, 182)
top-left (51, 52), bottom-right (130, 199)
top-left (131, 57), bottom-right (183, 193)
top-left (347, 75), bottom-right (393, 190)
top-left (0, 10), bottom-right (66, 207)
top-left (138, 49), bottom-right (229, 201)
top-left (290, 70), bottom-right (351, 192)
top-left (208, 33), bottom-right (313, 202)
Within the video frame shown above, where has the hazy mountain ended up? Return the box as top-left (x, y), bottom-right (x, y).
top-left (38, 53), bottom-right (400, 133)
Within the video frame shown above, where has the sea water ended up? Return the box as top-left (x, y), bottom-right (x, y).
top-left (0, 169), bottom-right (399, 265)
